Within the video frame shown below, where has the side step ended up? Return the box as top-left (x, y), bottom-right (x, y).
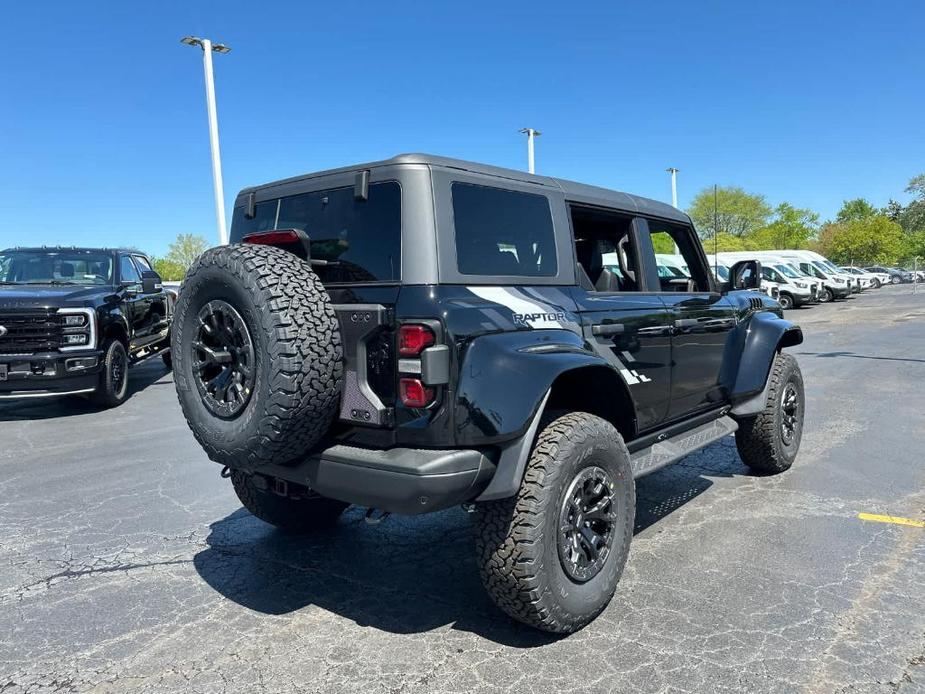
top-left (630, 415), bottom-right (738, 479)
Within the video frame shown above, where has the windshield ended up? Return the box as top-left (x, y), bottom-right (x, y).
top-left (811, 261), bottom-right (833, 276)
top-left (657, 264), bottom-right (687, 279)
top-left (0, 250), bottom-right (114, 285)
top-left (774, 264), bottom-right (801, 279)
top-left (821, 260), bottom-right (842, 274)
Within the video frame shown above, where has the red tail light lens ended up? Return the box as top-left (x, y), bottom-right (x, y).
top-left (242, 229), bottom-right (302, 245)
top-left (398, 324), bottom-right (435, 356)
top-left (400, 378), bottom-right (434, 407)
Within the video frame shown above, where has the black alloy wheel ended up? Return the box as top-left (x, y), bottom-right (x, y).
top-left (558, 465), bottom-right (619, 582)
top-left (192, 299), bottom-right (256, 418)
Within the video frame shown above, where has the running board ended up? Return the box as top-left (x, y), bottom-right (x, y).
top-left (630, 415), bottom-right (738, 479)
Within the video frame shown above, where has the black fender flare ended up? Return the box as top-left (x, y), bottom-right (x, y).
top-left (728, 311), bottom-right (803, 417)
top-left (99, 308), bottom-right (130, 346)
top-left (454, 329), bottom-right (635, 501)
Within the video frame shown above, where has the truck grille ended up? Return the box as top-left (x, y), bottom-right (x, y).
top-left (0, 309), bottom-right (62, 354)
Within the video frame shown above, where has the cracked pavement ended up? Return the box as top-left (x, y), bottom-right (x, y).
top-left (1, 286), bottom-right (923, 693)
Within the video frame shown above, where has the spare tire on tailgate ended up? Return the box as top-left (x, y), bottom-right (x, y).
top-left (171, 244), bottom-right (343, 471)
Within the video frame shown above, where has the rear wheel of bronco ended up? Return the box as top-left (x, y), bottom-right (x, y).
top-left (735, 352), bottom-right (804, 474)
top-left (91, 338), bottom-right (129, 407)
top-left (230, 471), bottom-right (349, 532)
top-left (171, 244), bottom-right (343, 471)
top-left (475, 412), bottom-right (635, 633)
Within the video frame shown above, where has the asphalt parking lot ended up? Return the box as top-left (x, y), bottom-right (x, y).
top-left (1, 286), bottom-right (923, 694)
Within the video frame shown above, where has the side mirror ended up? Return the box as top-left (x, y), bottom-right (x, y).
top-left (141, 270), bottom-right (162, 295)
top-left (726, 259), bottom-right (762, 292)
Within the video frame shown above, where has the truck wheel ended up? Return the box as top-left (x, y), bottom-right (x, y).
top-left (778, 293), bottom-right (793, 310)
top-left (871, 279), bottom-right (880, 289)
top-left (230, 471), bottom-right (348, 532)
top-left (819, 287), bottom-right (833, 303)
top-left (91, 338), bottom-right (129, 407)
top-left (734, 352), bottom-right (804, 474)
top-left (475, 412), bottom-right (635, 633)
top-left (171, 244), bottom-right (343, 472)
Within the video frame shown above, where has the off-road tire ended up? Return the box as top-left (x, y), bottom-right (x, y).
top-left (91, 338), bottom-right (129, 407)
top-left (230, 471), bottom-right (348, 532)
top-left (735, 352), bottom-right (804, 474)
top-left (475, 412), bottom-right (635, 633)
top-left (172, 244), bottom-right (343, 472)
top-left (778, 293), bottom-right (794, 310)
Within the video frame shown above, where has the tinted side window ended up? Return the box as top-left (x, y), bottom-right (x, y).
top-left (120, 255), bottom-right (141, 283)
top-left (452, 183), bottom-right (557, 277)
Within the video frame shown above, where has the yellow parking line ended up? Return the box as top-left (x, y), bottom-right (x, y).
top-left (858, 513), bottom-right (925, 528)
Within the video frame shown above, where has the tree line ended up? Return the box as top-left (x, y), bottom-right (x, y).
top-left (687, 173), bottom-right (925, 266)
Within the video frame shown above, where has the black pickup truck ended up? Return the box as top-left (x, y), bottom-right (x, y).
top-left (172, 154), bottom-right (805, 633)
top-left (0, 247), bottom-right (173, 406)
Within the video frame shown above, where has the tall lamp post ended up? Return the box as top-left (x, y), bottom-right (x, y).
top-left (519, 128), bottom-right (541, 174)
top-left (666, 167), bottom-right (679, 208)
top-left (181, 36), bottom-right (232, 246)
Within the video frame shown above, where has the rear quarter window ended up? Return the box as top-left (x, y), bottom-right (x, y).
top-left (452, 183), bottom-right (557, 277)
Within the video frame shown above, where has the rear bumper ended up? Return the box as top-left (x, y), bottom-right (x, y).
top-left (0, 350), bottom-right (101, 398)
top-left (255, 444), bottom-right (497, 515)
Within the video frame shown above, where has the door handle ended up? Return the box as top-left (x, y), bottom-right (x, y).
top-left (591, 323), bottom-right (625, 336)
top-left (674, 318), bottom-right (701, 329)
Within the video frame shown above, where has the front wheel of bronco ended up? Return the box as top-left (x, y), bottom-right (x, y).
top-left (734, 352), bottom-right (804, 474)
top-left (475, 413), bottom-right (635, 633)
top-left (230, 471), bottom-right (349, 532)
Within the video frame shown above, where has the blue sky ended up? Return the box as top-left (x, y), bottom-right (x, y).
top-left (1, 1), bottom-right (922, 256)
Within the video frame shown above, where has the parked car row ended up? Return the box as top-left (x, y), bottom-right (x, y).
top-left (657, 249), bottom-right (911, 311)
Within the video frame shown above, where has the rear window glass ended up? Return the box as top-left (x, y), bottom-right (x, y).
top-left (452, 183), bottom-right (557, 277)
top-left (230, 182), bottom-right (401, 283)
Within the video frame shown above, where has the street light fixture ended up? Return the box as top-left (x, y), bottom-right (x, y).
top-left (519, 128), bottom-right (541, 174)
top-left (181, 36), bottom-right (232, 245)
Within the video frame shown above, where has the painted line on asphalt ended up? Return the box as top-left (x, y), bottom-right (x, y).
top-left (857, 513), bottom-right (925, 528)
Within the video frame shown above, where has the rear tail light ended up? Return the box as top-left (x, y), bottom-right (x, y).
top-left (399, 378), bottom-right (434, 408)
top-left (398, 324), bottom-right (435, 356)
top-left (242, 229), bottom-right (302, 245)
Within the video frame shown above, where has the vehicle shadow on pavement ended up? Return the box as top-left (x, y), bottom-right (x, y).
top-left (0, 361), bottom-right (172, 421)
top-left (193, 438), bottom-right (750, 645)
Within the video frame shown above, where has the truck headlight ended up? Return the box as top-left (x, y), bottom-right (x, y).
top-left (794, 281), bottom-right (807, 288)
top-left (59, 308), bottom-right (97, 352)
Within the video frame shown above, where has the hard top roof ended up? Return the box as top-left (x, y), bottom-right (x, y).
top-left (2, 246), bottom-right (137, 254)
top-left (238, 153), bottom-right (689, 224)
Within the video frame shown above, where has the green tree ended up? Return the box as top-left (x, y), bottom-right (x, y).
top-left (687, 186), bottom-right (772, 239)
top-left (750, 203), bottom-right (819, 249)
top-left (835, 198), bottom-right (877, 223)
top-left (165, 234), bottom-right (210, 268)
top-left (817, 215), bottom-right (905, 265)
top-left (899, 173), bottom-right (925, 233)
top-left (152, 257), bottom-right (188, 281)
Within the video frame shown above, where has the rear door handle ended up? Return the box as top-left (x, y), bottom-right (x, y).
top-left (591, 323), bottom-right (625, 336)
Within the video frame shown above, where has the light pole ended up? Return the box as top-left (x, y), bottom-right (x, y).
top-left (181, 36), bottom-right (232, 246)
top-left (519, 128), bottom-right (541, 174)
top-left (666, 167), bottom-right (679, 208)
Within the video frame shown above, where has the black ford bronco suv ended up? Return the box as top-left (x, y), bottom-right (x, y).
top-left (0, 247), bottom-right (173, 406)
top-left (172, 155), bottom-right (805, 633)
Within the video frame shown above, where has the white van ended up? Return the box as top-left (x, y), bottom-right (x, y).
top-left (773, 250), bottom-right (852, 302)
top-left (716, 252), bottom-right (815, 309)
